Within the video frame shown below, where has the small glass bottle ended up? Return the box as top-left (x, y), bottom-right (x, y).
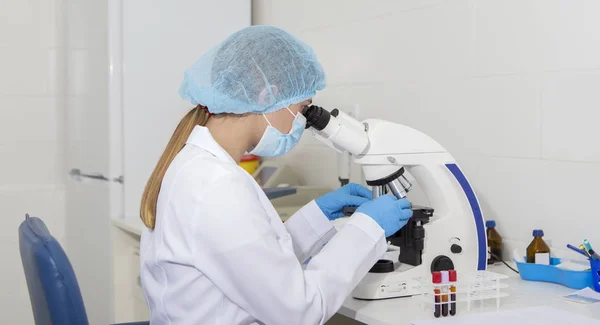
top-left (486, 220), bottom-right (503, 264)
top-left (526, 229), bottom-right (550, 264)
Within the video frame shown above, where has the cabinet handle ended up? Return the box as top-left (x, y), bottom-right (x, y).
top-left (69, 168), bottom-right (124, 184)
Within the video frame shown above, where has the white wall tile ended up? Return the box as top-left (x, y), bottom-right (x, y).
top-left (0, 97), bottom-right (62, 186)
top-left (66, 49), bottom-right (90, 96)
top-left (49, 48), bottom-right (65, 95)
top-left (534, 0), bottom-right (600, 71)
top-left (540, 161), bottom-right (600, 247)
top-left (64, 0), bottom-right (90, 49)
top-left (456, 155), bottom-right (546, 243)
top-left (532, 0), bottom-right (588, 71)
top-left (475, 0), bottom-right (600, 76)
top-left (0, 97), bottom-right (59, 141)
top-left (0, 49), bottom-right (6, 94)
top-left (467, 75), bottom-right (541, 158)
top-left (66, 49), bottom-right (110, 97)
top-left (541, 71), bottom-right (600, 162)
top-left (0, 189), bottom-right (66, 244)
top-left (65, 0), bottom-right (108, 50)
top-left (252, 0), bottom-right (446, 34)
top-left (295, 0), bottom-right (474, 86)
top-left (65, 96), bottom-right (86, 168)
top-left (474, 0), bottom-right (542, 75)
top-left (64, 96), bottom-right (110, 173)
top-left (582, 0), bottom-right (600, 69)
top-left (0, 48), bottom-right (59, 96)
top-left (0, 0), bottom-right (60, 48)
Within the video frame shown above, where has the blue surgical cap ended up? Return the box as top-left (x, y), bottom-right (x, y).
top-left (179, 25), bottom-right (326, 114)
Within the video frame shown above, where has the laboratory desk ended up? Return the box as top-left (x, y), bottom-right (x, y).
top-left (112, 219), bottom-right (600, 325)
top-left (338, 264), bottom-right (600, 325)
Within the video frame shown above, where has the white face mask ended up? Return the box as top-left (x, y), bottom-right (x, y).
top-left (249, 107), bottom-right (306, 157)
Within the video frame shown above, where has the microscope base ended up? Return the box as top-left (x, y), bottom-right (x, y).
top-left (352, 270), bottom-right (421, 300)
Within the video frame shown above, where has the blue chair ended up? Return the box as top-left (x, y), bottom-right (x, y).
top-left (19, 214), bottom-right (149, 325)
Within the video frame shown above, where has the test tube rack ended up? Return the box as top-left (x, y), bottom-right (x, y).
top-left (414, 270), bottom-right (510, 314)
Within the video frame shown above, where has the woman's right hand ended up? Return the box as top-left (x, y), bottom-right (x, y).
top-left (356, 195), bottom-right (413, 237)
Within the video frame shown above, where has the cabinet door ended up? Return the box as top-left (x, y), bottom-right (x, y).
top-left (65, 0), bottom-right (117, 324)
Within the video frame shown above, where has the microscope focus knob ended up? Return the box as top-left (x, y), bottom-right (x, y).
top-left (450, 244), bottom-right (463, 254)
top-left (430, 255), bottom-right (455, 273)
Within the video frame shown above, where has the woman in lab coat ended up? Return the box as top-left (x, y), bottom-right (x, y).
top-left (139, 26), bottom-right (413, 325)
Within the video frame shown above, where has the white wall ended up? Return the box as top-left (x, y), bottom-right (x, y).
top-left (253, 1), bottom-right (600, 249)
top-left (0, 0), bottom-right (66, 323)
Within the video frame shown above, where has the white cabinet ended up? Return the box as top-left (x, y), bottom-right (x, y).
top-left (112, 219), bottom-right (148, 322)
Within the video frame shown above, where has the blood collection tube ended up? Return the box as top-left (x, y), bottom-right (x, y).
top-left (449, 270), bottom-right (457, 316)
top-left (441, 271), bottom-right (449, 317)
top-left (432, 272), bottom-right (441, 318)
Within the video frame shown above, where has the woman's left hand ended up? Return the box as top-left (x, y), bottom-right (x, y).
top-left (315, 183), bottom-right (372, 220)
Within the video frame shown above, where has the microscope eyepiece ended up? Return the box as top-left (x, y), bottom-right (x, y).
top-left (302, 105), bottom-right (331, 130)
top-left (302, 104), bottom-right (370, 155)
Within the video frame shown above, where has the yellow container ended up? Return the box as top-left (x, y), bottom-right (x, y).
top-left (239, 155), bottom-right (260, 175)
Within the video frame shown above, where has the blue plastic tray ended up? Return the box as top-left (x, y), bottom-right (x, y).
top-left (514, 257), bottom-right (593, 289)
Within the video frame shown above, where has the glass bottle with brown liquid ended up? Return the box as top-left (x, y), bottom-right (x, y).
top-left (526, 229), bottom-right (550, 264)
top-left (486, 220), bottom-right (503, 264)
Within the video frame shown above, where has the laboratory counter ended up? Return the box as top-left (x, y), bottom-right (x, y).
top-left (338, 263), bottom-right (600, 325)
top-left (112, 219), bottom-right (600, 325)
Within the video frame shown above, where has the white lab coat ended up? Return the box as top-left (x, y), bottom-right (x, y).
top-left (140, 126), bottom-right (387, 325)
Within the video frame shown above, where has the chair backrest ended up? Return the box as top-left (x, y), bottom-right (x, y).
top-left (19, 214), bottom-right (89, 325)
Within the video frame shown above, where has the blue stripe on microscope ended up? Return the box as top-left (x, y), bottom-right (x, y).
top-left (446, 163), bottom-right (487, 270)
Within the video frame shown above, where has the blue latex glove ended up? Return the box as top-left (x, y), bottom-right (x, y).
top-left (315, 183), bottom-right (372, 220)
top-left (356, 195), bottom-right (413, 237)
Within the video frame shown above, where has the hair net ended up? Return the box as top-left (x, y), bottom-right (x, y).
top-left (179, 25), bottom-right (326, 114)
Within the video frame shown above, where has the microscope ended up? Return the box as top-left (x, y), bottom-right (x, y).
top-left (302, 105), bottom-right (487, 300)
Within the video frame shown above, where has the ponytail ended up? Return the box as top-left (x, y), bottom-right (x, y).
top-left (140, 105), bottom-right (210, 229)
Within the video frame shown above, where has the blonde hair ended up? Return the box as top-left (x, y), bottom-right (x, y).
top-left (140, 105), bottom-right (210, 229)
